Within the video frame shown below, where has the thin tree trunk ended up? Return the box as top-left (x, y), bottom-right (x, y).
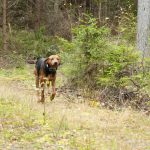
top-left (2, 0), bottom-right (8, 51)
top-left (26, 0), bottom-right (32, 29)
top-left (98, 2), bottom-right (102, 24)
top-left (54, 0), bottom-right (59, 13)
top-left (137, 0), bottom-right (150, 57)
top-left (105, 0), bottom-right (108, 19)
top-left (35, 0), bottom-right (41, 31)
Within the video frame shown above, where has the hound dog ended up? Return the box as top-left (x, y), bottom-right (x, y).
top-left (34, 55), bottom-right (61, 103)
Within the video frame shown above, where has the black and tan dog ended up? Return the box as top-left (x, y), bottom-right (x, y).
top-left (34, 55), bottom-right (61, 103)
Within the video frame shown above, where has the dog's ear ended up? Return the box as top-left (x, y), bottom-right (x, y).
top-left (45, 57), bottom-right (52, 65)
top-left (55, 55), bottom-right (61, 65)
top-left (58, 60), bottom-right (61, 66)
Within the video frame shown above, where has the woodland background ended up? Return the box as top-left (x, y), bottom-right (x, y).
top-left (0, 0), bottom-right (137, 54)
top-left (0, 1), bottom-right (150, 149)
top-left (0, 0), bottom-right (150, 110)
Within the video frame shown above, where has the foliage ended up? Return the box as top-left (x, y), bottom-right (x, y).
top-left (59, 17), bottom-right (137, 87)
top-left (9, 28), bottom-right (59, 59)
top-left (98, 45), bottom-right (139, 87)
top-left (59, 16), bottom-right (150, 109)
top-left (59, 16), bottom-right (110, 85)
top-left (117, 5), bottom-right (136, 42)
top-left (0, 27), bottom-right (60, 68)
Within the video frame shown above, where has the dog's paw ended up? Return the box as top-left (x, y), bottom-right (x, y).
top-left (37, 100), bottom-right (42, 103)
top-left (48, 91), bottom-right (51, 96)
top-left (50, 94), bottom-right (55, 101)
top-left (37, 98), bottom-right (45, 103)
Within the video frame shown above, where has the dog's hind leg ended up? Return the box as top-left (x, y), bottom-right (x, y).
top-left (35, 76), bottom-right (41, 102)
top-left (47, 81), bottom-right (51, 95)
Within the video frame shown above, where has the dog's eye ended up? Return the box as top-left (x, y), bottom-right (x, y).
top-left (51, 58), bottom-right (54, 60)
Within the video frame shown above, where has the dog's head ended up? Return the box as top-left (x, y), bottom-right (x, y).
top-left (46, 55), bottom-right (61, 67)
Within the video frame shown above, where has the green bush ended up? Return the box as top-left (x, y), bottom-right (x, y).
top-left (59, 16), bottom-right (150, 109)
top-left (0, 27), bottom-right (60, 68)
top-left (98, 45), bottom-right (139, 87)
top-left (59, 17), bottom-right (110, 86)
top-left (117, 10), bottom-right (136, 43)
top-left (8, 27), bottom-right (60, 58)
top-left (59, 17), bottom-right (138, 88)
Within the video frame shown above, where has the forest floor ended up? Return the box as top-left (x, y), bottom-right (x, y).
top-left (0, 65), bottom-right (150, 150)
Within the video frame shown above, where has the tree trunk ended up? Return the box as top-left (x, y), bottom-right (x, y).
top-left (54, 0), bottom-right (59, 13)
top-left (35, 0), bottom-right (41, 31)
top-left (2, 0), bottom-right (8, 51)
top-left (137, 0), bottom-right (150, 57)
top-left (98, 2), bottom-right (102, 24)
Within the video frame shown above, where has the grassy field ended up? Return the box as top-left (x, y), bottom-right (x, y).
top-left (0, 65), bottom-right (150, 150)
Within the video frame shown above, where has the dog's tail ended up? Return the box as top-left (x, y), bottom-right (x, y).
top-left (27, 57), bottom-right (42, 64)
top-left (27, 60), bottom-right (36, 64)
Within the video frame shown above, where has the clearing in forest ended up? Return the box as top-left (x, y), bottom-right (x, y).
top-left (0, 65), bottom-right (150, 150)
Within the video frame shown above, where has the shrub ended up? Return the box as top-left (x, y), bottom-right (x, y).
top-left (8, 27), bottom-right (59, 59)
top-left (59, 17), bottom-right (110, 86)
top-left (0, 27), bottom-right (60, 68)
top-left (59, 16), bottom-right (138, 87)
top-left (59, 16), bottom-right (150, 110)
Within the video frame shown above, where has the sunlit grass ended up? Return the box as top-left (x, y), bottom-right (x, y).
top-left (0, 95), bottom-right (150, 149)
top-left (0, 65), bottom-right (34, 81)
top-left (0, 66), bottom-right (150, 149)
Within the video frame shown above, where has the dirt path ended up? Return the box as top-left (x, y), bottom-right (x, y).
top-left (0, 67), bottom-right (150, 150)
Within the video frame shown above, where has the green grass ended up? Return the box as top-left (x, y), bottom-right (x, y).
top-left (0, 98), bottom-right (40, 148)
top-left (0, 67), bottom-right (150, 149)
top-left (0, 96), bottom-right (150, 149)
top-left (0, 65), bottom-right (34, 81)
top-left (0, 65), bottom-right (64, 89)
top-left (0, 97), bottom-right (71, 149)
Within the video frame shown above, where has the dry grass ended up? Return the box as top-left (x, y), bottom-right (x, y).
top-left (0, 67), bottom-right (150, 150)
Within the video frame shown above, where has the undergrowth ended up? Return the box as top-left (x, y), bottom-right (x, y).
top-left (0, 65), bottom-right (150, 149)
top-left (59, 16), bottom-right (150, 111)
top-left (0, 27), bottom-right (60, 68)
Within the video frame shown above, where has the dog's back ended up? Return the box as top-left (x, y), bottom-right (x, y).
top-left (35, 58), bottom-right (46, 76)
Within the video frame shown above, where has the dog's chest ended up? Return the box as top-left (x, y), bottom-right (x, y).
top-left (43, 74), bottom-right (55, 81)
top-left (44, 64), bottom-right (56, 77)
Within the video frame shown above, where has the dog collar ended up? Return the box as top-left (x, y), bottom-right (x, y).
top-left (45, 64), bottom-right (57, 76)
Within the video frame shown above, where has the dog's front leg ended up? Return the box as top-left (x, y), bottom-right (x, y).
top-left (50, 79), bottom-right (56, 101)
top-left (47, 80), bottom-right (50, 95)
top-left (40, 78), bottom-right (46, 103)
